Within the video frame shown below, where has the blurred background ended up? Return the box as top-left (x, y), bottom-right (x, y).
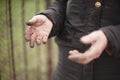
top-left (0, 0), bottom-right (58, 80)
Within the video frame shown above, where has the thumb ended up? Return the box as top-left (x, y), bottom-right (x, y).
top-left (80, 32), bottom-right (97, 44)
top-left (26, 15), bottom-right (45, 26)
top-left (26, 16), bottom-right (37, 26)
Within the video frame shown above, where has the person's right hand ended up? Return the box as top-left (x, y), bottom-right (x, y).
top-left (25, 15), bottom-right (53, 48)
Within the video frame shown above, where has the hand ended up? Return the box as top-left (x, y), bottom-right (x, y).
top-left (25, 15), bottom-right (53, 48)
top-left (68, 30), bottom-right (108, 64)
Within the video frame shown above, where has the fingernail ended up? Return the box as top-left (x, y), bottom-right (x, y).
top-left (25, 38), bottom-right (29, 42)
top-left (69, 51), bottom-right (73, 54)
top-left (43, 41), bottom-right (47, 44)
top-left (29, 41), bottom-right (34, 48)
top-left (80, 36), bottom-right (85, 41)
top-left (43, 37), bottom-right (47, 44)
top-left (43, 39), bottom-right (47, 44)
top-left (26, 22), bottom-right (33, 26)
top-left (36, 41), bottom-right (41, 45)
top-left (26, 22), bottom-right (30, 25)
top-left (25, 35), bottom-right (30, 42)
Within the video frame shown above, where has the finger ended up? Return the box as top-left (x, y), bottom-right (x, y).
top-left (80, 32), bottom-right (97, 44)
top-left (36, 34), bottom-right (43, 45)
top-left (68, 53), bottom-right (90, 64)
top-left (68, 50), bottom-right (80, 63)
top-left (68, 54), bottom-right (80, 61)
top-left (42, 34), bottom-right (48, 44)
top-left (69, 50), bottom-right (79, 55)
top-left (25, 27), bottom-right (35, 41)
top-left (29, 40), bottom-right (35, 48)
top-left (68, 51), bottom-right (86, 64)
top-left (25, 31), bottom-right (32, 41)
top-left (29, 32), bottom-right (37, 48)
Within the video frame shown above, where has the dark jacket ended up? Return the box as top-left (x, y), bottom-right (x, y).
top-left (39, 0), bottom-right (120, 80)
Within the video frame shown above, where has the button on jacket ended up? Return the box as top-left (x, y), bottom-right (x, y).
top-left (39, 0), bottom-right (120, 80)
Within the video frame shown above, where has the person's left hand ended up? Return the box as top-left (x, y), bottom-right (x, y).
top-left (68, 30), bottom-right (108, 64)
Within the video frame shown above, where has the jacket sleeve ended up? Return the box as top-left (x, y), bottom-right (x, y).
top-left (101, 25), bottom-right (120, 58)
top-left (37, 0), bottom-right (68, 38)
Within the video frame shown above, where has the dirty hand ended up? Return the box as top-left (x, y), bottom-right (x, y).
top-left (25, 15), bottom-right (53, 48)
top-left (68, 30), bottom-right (108, 64)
